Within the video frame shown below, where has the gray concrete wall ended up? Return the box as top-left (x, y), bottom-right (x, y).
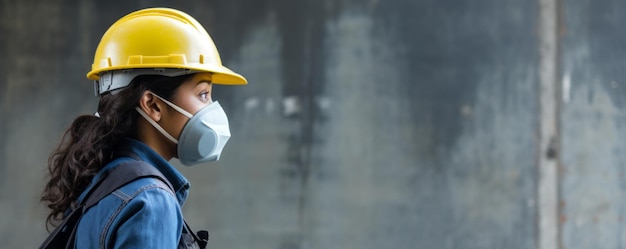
top-left (0, 0), bottom-right (620, 248)
top-left (560, 0), bottom-right (626, 248)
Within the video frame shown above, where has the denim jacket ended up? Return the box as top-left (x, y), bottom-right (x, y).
top-left (74, 138), bottom-right (192, 248)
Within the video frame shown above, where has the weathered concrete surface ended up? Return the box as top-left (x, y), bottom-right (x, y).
top-left (0, 0), bottom-right (550, 248)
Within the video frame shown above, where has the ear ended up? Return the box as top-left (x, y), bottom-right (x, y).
top-left (138, 91), bottom-right (164, 122)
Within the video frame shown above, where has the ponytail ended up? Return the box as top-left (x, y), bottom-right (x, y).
top-left (42, 74), bottom-right (191, 228)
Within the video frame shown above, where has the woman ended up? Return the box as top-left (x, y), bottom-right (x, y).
top-left (41, 7), bottom-right (246, 248)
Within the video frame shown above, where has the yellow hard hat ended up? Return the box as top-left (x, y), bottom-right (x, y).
top-left (87, 7), bottom-right (246, 94)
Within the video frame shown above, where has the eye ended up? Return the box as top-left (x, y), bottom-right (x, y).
top-left (199, 91), bottom-right (210, 101)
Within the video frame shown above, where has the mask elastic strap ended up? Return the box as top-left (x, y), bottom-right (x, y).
top-left (135, 107), bottom-right (179, 144)
top-left (151, 93), bottom-right (194, 118)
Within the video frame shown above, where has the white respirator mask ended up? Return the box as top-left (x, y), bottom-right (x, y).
top-left (135, 93), bottom-right (231, 166)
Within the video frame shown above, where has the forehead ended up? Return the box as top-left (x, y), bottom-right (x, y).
top-left (175, 73), bottom-right (213, 92)
top-left (173, 73), bottom-right (213, 96)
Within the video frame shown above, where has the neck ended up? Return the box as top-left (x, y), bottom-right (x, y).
top-left (135, 118), bottom-right (176, 161)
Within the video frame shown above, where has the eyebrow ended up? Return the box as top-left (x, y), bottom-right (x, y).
top-left (195, 81), bottom-right (212, 86)
top-left (193, 74), bottom-right (213, 84)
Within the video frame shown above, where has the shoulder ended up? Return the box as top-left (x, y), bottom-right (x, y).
top-left (112, 177), bottom-right (181, 223)
top-left (88, 176), bottom-right (179, 223)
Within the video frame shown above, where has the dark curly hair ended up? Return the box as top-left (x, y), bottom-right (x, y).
top-left (41, 74), bottom-right (193, 228)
